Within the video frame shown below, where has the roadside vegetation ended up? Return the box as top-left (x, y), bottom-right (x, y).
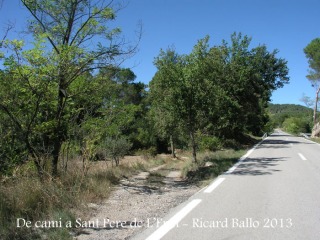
top-left (0, 139), bottom-right (255, 240)
top-left (267, 103), bottom-right (314, 135)
top-left (0, 1), bottom-right (290, 240)
top-left (311, 138), bottom-right (320, 144)
top-left (0, 158), bottom-right (149, 239)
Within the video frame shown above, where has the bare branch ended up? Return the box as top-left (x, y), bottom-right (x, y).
top-left (21, 0), bottom-right (60, 54)
top-left (0, 22), bottom-right (14, 48)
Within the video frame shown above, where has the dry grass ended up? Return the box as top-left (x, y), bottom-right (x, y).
top-left (181, 149), bottom-right (245, 185)
top-left (0, 155), bottom-right (149, 240)
top-left (311, 137), bottom-right (320, 144)
top-left (0, 145), bottom-right (249, 240)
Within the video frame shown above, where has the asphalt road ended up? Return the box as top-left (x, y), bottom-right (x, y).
top-left (132, 131), bottom-right (320, 240)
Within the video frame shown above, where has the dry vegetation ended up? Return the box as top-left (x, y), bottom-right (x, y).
top-left (0, 147), bottom-right (248, 240)
top-left (311, 137), bottom-right (320, 144)
top-left (0, 155), bottom-right (148, 240)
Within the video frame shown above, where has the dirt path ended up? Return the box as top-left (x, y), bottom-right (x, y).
top-left (75, 167), bottom-right (200, 240)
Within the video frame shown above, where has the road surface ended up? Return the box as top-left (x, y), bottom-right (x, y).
top-left (132, 131), bottom-right (320, 240)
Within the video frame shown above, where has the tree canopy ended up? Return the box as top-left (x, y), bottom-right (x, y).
top-left (149, 33), bottom-right (289, 162)
top-left (0, 0), bottom-right (140, 177)
top-left (304, 38), bottom-right (320, 128)
top-left (0, 2), bottom-right (290, 177)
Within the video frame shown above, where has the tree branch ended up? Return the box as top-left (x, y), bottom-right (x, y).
top-left (21, 0), bottom-right (60, 54)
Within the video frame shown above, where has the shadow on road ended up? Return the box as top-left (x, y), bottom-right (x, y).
top-left (230, 157), bottom-right (287, 176)
top-left (257, 138), bottom-right (311, 149)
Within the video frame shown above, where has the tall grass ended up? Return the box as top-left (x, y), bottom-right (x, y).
top-left (0, 142), bottom-right (252, 239)
top-left (0, 158), bottom-right (147, 240)
top-left (0, 176), bottom-right (74, 240)
top-left (311, 137), bottom-right (320, 144)
top-left (181, 149), bottom-right (245, 183)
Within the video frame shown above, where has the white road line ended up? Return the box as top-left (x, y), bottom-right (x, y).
top-left (239, 149), bottom-right (254, 161)
top-left (146, 199), bottom-right (202, 240)
top-left (204, 177), bottom-right (225, 193)
top-left (226, 144), bottom-right (258, 174)
top-left (225, 163), bottom-right (240, 174)
top-left (298, 153), bottom-right (307, 161)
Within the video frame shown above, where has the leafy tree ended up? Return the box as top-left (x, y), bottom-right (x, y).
top-left (150, 39), bottom-right (214, 162)
top-left (104, 137), bottom-right (132, 166)
top-left (150, 33), bottom-right (289, 162)
top-left (214, 34), bottom-right (289, 136)
top-left (304, 38), bottom-right (320, 127)
top-left (0, 0), bottom-right (138, 177)
top-left (150, 48), bottom-right (182, 158)
top-left (96, 66), bottom-right (149, 150)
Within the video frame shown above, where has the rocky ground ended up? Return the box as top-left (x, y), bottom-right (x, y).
top-left (74, 165), bottom-right (201, 240)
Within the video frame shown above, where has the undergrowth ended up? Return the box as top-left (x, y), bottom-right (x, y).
top-left (181, 149), bottom-right (245, 183)
top-left (0, 135), bottom-right (258, 240)
top-left (0, 159), bottom-right (147, 240)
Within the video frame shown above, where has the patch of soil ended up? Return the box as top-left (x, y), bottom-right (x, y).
top-left (74, 168), bottom-right (200, 240)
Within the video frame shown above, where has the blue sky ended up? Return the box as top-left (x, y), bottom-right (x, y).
top-left (1, 0), bottom-right (320, 105)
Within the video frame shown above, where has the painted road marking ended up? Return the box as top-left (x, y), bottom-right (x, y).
top-left (298, 153), bottom-right (307, 161)
top-left (225, 163), bottom-right (241, 174)
top-left (146, 199), bottom-right (202, 240)
top-left (239, 149), bottom-right (254, 161)
top-left (204, 178), bottom-right (225, 193)
top-left (226, 139), bottom-right (264, 174)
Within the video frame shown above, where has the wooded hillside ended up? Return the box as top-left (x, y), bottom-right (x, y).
top-left (268, 103), bottom-right (313, 133)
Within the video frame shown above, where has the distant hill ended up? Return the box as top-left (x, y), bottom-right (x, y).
top-left (268, 103), bottom-right (313, 116)
top-left (267, 103), bottom-right (313, 133)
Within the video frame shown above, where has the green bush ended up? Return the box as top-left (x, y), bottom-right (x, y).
top-left (222, 139), bottom-right (242, 150)
top-left (103, 137), bottom-right (132, 166)
top-left (135, 147), bottom-right (157, 160)
top-left (282, 117), bottom-right (311, 134)
top-left (198, 136), bottom-right (222, 151)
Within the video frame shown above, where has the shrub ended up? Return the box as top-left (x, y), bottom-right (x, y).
top-left (198, 136), bottom-right (222, 151)
top-left (135, 147), bottom-right (157, 160)
top-left (103, 137), bottom-right (132, 166)
top-left (222, 139), bottom-right (242, 150)
top-left (282, 117), bottom-right (311, 134)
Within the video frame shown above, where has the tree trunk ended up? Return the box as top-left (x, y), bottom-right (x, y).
top-left (52, 139), bottom-right (62, 177)
top-left (51, 74), bottom-right (66, 177)
top-left (25, 136), bottom-right (44, 180)
top-left (190, 131), bottom-right (197, 162)
top-left (313, 87), bottom-right (320, 126)
top-left (170, 135), bottom-right (176, 158)
top-left (312, 122), bottom-right (320, 137)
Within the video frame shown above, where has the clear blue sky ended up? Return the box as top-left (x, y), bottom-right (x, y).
top-left (1, 0), bottom-right (320, 105)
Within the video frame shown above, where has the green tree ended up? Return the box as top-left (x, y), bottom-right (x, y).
top-left (182, 37), bottom-right (218, 161)
top-left (150, 33), bottom-right (289, 162)
top-left (150, 48), bottom-right (182, 158)
top-left (151, 38), bottom-right (216, 162)
top-left (304, 38), bottom-right (320, 126)
top-left (96, 66), bottom-right (149, 150)
top-left (304, 38), bottom-right (320, 127)
top-left (215, 33), bottom-right (289, 137)
top-left (0, 0), bottom-right (138, 177)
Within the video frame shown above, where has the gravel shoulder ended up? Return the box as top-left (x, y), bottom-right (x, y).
top-left (75, 167), bottom-right (200, 240)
